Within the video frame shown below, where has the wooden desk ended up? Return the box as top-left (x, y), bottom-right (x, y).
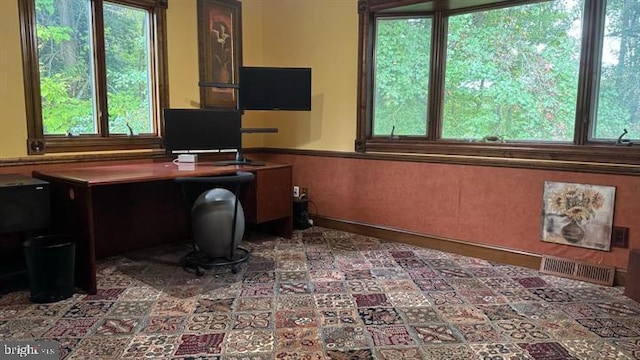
top-left (33, 162), bottom-right (292, 294)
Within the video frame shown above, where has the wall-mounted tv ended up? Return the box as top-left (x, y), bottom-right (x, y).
top-left (239, 67), bottom-right (311, 111)
top-left (163, 109), bottom-right (241, 154)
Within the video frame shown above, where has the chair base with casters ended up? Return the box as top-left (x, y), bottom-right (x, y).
top-left (179, 247), bottom-right (249, 275)
top-left (175, 171), bottom-right (255, 275)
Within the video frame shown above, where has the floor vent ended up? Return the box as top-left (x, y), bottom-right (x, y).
top-left (540, 255), bottom-right (615, 286)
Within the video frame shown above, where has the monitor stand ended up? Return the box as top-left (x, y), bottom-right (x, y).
top-left (212, 128), bottom-right (278, 166)
top-left (213, 149), bottom-right (265, 166)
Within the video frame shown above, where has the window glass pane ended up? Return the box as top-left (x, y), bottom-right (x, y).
top-left (36, 0), bottom-right (97, 135)
top-left (373, 17), bottom-right (431, 137)
top-left (593, 0), bottom-right (640, 140)
top-left (104, 2), bottom-right (153, 135)
top-left (443, 1), bottom-right (583, 142)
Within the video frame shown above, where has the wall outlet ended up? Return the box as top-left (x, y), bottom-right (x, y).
top-left (293, 185), bottom-right (300, 198)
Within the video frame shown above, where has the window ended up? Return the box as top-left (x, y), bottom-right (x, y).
top-left (594, 0), bottom-right (640, 140)
top-left (19, 0), bottom-right (168, 154)
top-left (373, 17), bottom-right (431, 137)
top-left (443, 2), bottom-right (583, 142)
top-left (357, 0), bottom-right (640, 165)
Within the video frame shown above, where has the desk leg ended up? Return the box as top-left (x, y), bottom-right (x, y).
top-left (270, 216), bottom-right (293, 239)
top-left (625, 249), bottom-right (640, 303)
top-left (49, 182), bottom-right (97, 294)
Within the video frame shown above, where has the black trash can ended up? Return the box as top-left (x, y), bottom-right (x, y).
top-left (23, 235), bottom-right (75, 303)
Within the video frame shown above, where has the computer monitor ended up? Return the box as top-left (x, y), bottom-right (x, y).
top-left (239, 67), bottom-right (312, 111)
top-left (163, 109), bottom-right (241, 154)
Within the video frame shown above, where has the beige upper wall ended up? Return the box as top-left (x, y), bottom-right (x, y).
top-left (259, 0), bottom-right (358, 152)
top-left (236, 0), bottom-right (265, 147)
top-left (0, 0), bottom-right (357, 159)
top-left (0, 0), bottom-right (28, 158)
top-left (167, 1), bottom-right (200, 110)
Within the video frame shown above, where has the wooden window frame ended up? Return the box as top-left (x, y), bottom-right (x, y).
top-left (356, 0), bottom-right (640, 167)
top-left (19, 0), bottom-right (169, 154)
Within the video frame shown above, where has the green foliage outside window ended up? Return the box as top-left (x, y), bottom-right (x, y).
top-left (595, 0), bottom-right (640, 140)
top-left (104, 2), bottom-right (152, 135)
top-left (35, 0), bottom-right (153, 136)
top-left (374, 18), bottom-right (431, 137)
top-left (372, 0), bottom-right (640, 142)
top-left (443, 1), bottom-right (582, 141)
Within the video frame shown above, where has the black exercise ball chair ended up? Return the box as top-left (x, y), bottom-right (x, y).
top-left (174, 171), bottom-right (255, 275)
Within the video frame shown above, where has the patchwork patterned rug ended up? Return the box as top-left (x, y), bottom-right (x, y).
top-left (1, 227), bottom-right (640, 359)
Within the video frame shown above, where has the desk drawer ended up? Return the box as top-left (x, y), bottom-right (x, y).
top-left (242, 166), bottom-right (292, 224)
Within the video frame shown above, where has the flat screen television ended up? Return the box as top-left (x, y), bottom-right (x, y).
top-left (163, 109), bottom-right (241, 153)
top-left (239, 67), bottom-right (311, 111)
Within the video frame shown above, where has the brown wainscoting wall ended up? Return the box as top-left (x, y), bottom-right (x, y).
top-left (254, 149), bottom-right (638, 283)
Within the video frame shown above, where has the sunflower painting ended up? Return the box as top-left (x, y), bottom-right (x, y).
top-left (541, 181), bottom-right (616, 251)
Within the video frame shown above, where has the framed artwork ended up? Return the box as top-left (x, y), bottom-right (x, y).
top-left (197, 0), bottom-right (242, 108)
top-left (540, 181), bottom-right (616, 251)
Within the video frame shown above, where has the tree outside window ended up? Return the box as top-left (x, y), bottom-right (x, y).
top-left (20, 0), bottom-right (167, 154)
top-left (594, 0), bottom-right (640, 140)
top-left (363, 0), bottom-right (640, 165)
top-left (373, 17), bottom-right (431, 137)
top-left (442, 1), bottom-right (582, 142)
